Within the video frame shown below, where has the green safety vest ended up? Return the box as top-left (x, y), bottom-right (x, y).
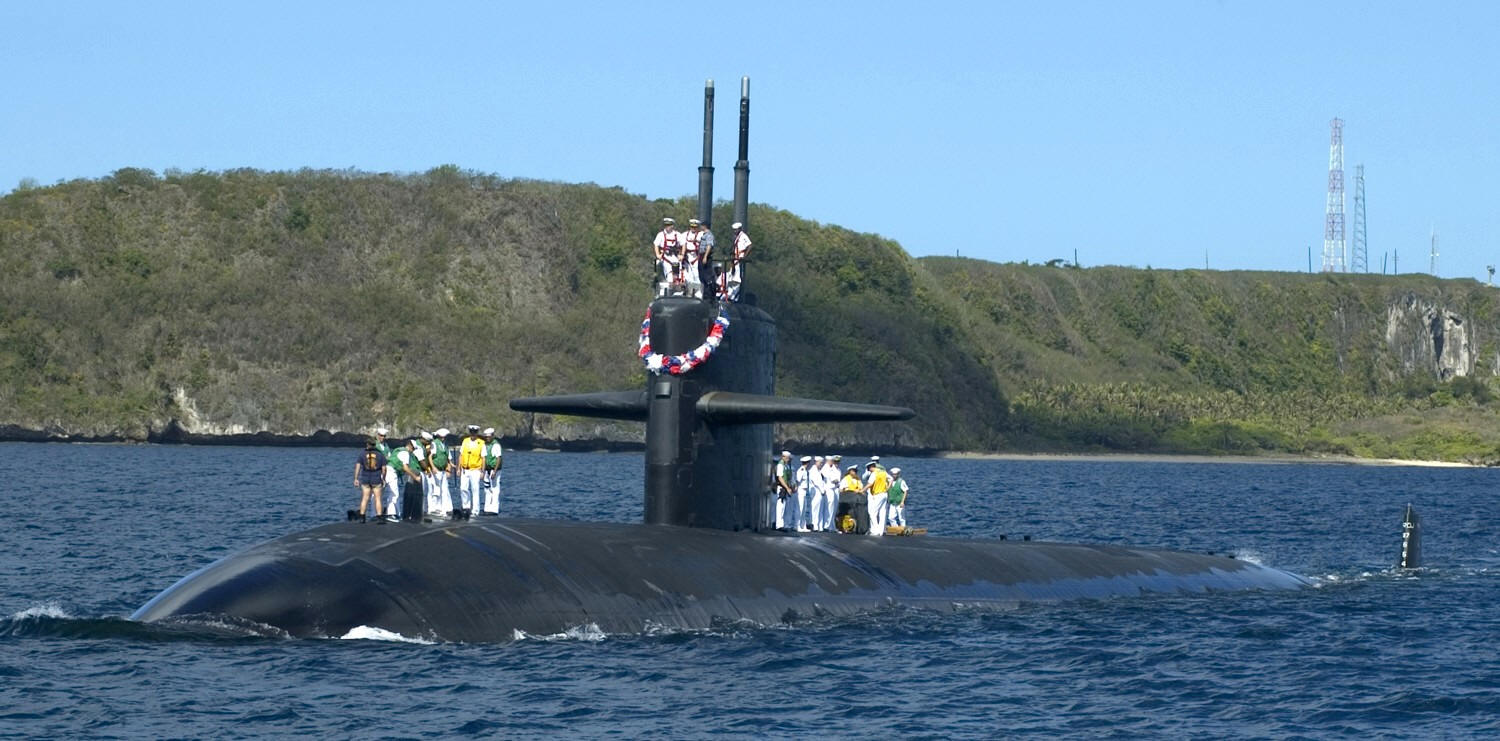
top-left (888, 479), bottom-right (907, 505)
top-left (484, 440), bottom-right (502, 468)
top-left (431, 439), bottom-right (449, 468)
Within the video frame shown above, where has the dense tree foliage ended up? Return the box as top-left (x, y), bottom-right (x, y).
top-left (2, 169), bottom-right (1498, 460)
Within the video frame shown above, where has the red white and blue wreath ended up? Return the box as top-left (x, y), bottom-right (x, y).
top-left (638, 304), bottom-right (731, 375)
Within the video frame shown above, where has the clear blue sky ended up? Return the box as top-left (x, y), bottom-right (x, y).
top-left (4, 1), bottom-right (1496, 279)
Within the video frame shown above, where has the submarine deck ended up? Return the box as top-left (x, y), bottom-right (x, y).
top-left (133, 517), bottom-right (1309, 641)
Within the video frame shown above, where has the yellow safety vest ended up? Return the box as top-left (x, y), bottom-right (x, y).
top-left (459, 437), bottom-right (485, 469)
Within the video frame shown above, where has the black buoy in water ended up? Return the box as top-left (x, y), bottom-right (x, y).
top-left (1399, 503), bottom-right (1421, 569)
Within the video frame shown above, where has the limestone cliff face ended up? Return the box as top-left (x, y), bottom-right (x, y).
top-left (1385, 294), bottom-right (1485, 380)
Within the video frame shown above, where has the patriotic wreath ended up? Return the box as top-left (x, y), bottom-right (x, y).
top-left (638, 304), bottom-right (731, 375)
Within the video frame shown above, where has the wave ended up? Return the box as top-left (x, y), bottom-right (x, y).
top-left (0, 604), bottom-right (288, 642)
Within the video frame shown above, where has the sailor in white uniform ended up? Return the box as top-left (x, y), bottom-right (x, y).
top-left (822, 455), bottom-right (842, 532)
top-left (480, 427), bottom-right (503, 515)
top-left (457, 424), bottom-right (485, 515)
top-left (430, 427), bottom-right (454, 516)
top-left (375, 427), bottom-right (402, 519)
top-left (793, 456), bottom-right (813, 532)
top-left (724, 222), bottom-right (752, 300)
top-left (653, 217), bottom-right (684, 296)
top-left (681, 218), bottom-right (705, 298)
top-left (806, 455), bottom-right (827, 531)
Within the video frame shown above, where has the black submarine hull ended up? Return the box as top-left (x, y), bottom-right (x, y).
top-left (131, 519), bottom-right (1309, 641)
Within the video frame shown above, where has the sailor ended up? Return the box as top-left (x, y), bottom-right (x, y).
top-left (457, 424), bottom-right (485, 515)
top-left (680, 218), bottom-right (705, 299)
top-left (417, 431), bottom-right (440, 517)
top-left (793, 456), bottom-right (814, 532)
top-left (694, 218), bottom-right (716, 299)
top-left (805, 455), bottom-right (827, 531)
top-left (860, 460), bottom-right (892, 537)
top-left (839, 465), bottom-right (864, 533)
top-left (400, 438), bottom-right (426, 519)
top-left (429, 428), bottom-right (454, 517)
top-left (353, 440), bottom-right (386, 521)
top-left (887, 467), bottom-right (909, 529)
top-left (653, 217), bottom-right (684, 296)
top-left (773, 450), bottom-right (794, 530)
top-left (820, 455), bottom-right (842, 531)
top-left (480, 427), bottom-right (503, 515)
top-left (375, 427), bottom-right (402, 519)
top-left (723, 222), bottom-right (752, 300)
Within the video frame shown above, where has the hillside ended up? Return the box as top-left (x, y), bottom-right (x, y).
top-left (2, 168), bottom-right (1498, 461)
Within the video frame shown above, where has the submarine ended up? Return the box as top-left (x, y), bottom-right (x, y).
top-left (132, 78), bottom-right (1309, 641)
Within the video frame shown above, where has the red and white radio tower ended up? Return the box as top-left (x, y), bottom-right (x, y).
top-left (1322, 118), bottom-right (1346, 272)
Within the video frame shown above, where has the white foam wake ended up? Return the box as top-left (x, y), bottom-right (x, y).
top-left (510, 622), bottom-right (607, 642)
top-left (10, 602), bottom-right (70, 620)
top-left (339, 625), bottom-right (435, 644)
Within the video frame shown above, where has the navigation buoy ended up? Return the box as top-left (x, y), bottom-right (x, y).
top-left (1399, 503), bottom-right (1421, 569)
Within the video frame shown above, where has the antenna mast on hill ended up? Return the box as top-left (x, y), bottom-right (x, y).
top-left (1351, 164), bottom-right (1367, 272)
top-left (1430, 227), bottom-right (1439, 275)
top-left (1322, 118), bottom-right (1346, 272)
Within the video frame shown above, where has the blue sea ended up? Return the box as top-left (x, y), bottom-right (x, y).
top-left (3, 443), bottom-right (1498, 738)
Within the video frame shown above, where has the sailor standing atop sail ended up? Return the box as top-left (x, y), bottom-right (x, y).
top-left (652, 217), bottom-right (684, 297)
top-left (679, 218), bottom-right (705, 298)
top-left (457, 425), bottom-right (485, 515)
top-left (692, 218), bottom-right (715, 299)
top-left (480, 427), bottom-right (503, 515)
top-left (723, 222), bottom-right (752, 300)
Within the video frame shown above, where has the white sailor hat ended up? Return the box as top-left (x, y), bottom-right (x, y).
top-left (814, 455), bottom-right (825, 462)
top-left (890, 467), bottom-right (902, 475)
top-left (662, 217), bottom-right (675, 224)
top-left (376, 427), bottom-right (388, 435)
top-left (871, 455), bottom-right (881, 461)
top-left (688, 218), bottom-right (700, 226)
top-left (731, 222), bottom-right (742, 229)
top-left (420, 431), bottom-right (433, 440)
top-left (781, 450), bottom-right (791, 457)
top-left (483, 427), bottom-right (495, 435)
top-left (435, 427), bottom-right (450, 437)
top-left (831, 454), bottom-right (842, 461)
top-left (800, 456), bottom-right (812, 463)
top-left (467, 424), bottom-right (480, 432)
top-left (847, 466), bottom-right (858, 473)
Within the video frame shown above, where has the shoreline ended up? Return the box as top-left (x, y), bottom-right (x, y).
top-left (937, 450), bottom-right (1482, 468)
top-left (0, 428), bottom-right (1482, 468)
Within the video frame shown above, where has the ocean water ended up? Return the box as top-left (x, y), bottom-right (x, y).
top-left (3, 443), bottom-right (1498, 738)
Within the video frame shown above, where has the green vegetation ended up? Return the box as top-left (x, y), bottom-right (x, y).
top-left (2, 168), bottom-right (1499, 461)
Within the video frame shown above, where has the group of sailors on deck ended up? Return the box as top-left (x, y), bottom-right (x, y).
top-left (353, 425), bottom-right (503, 522)
top-left (772, 451), bottom-right (912, 535)
top-left (653, 217), bottom-right (752, 300)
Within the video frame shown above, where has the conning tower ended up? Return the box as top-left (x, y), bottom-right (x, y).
top-left (511, 77), bottom-right (912, 531)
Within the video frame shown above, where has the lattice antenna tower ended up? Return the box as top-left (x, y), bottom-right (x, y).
top-left (1351, 164), bottom-right (1367, 272)
top-left (1322, 118), bottom-right (1346, 272)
